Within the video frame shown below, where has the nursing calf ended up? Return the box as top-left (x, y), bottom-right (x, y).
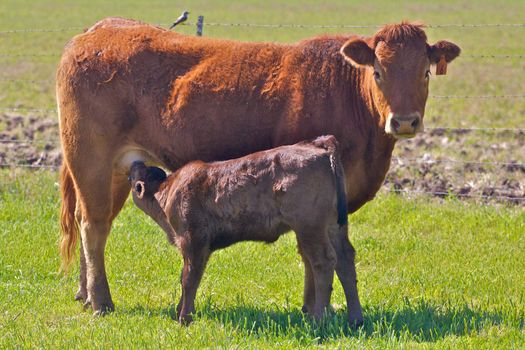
top-left (128, 136), bottom-right (363, 325)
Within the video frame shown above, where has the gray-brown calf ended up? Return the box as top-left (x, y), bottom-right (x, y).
top-left (129, 135), bottom-right (363, 325)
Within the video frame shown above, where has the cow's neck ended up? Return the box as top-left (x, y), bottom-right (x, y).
top-left (339, 64), bottom-right (397, 211)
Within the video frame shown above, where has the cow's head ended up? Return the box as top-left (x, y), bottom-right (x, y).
top-left (340, 22), bottom-right (460, 139)
top-left (129, 161), bottom-right (167, 200)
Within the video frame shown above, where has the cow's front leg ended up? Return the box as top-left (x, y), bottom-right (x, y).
top-left (80, 218), bottom-right (114, 315)
top-left (178, 236), bottom-right (210, 325)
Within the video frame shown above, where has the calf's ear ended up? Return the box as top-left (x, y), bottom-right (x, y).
top-left (134, 181), bottom-right (145, 199)
top-left (340, 37), bottom-right (375, 67)
top-left (428, 40), bottom-right (461, 64)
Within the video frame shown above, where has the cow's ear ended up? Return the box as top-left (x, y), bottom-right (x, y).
top-left (428, 40), bottom-right (461, 64)
top-left (340, 37), bottom-right (375, 67)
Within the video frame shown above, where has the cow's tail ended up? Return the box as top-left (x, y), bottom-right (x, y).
top-left (314, 135), bottom-right (348, 227)
top-left (59, 163), bottom-right (79, 272)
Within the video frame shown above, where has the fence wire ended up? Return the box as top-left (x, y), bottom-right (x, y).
top-left (391, 157), bottom-right (525, 168)
top-left (1, 139), bottom-right (524, 168)
top-left (0, 108), bottom-right (524, 134)
top-left (383, 188), bottom-right (525, 202)
top-left (1, 52), bottom-right (525, 59)
top-left (1, 162), bottom-right (522, 202)
top-left (2, 22), bottom-right (525, 34)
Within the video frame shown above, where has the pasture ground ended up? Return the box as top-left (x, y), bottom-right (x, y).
top-left (0, 0), bottom-right (524, 348)
top-left (1, 170), bottom-right (524, 349)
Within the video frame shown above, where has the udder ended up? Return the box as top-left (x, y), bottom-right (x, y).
top-left (114, 145), bottom-right (164, 175)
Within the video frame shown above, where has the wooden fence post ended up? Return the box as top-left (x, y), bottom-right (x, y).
top-left (196, 16), bottom-right (204, 36)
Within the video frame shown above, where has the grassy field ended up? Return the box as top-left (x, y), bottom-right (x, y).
top-left (1, 170), bottom-right (524, 348)
top-left (1, 0), bottom-right (524, 348)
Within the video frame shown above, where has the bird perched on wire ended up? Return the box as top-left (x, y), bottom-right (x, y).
top-left (169, 11), bottom-right (189, 29)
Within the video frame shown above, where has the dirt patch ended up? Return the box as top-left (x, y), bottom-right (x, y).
top-left (1, 112), bottom-right (524, 206)
top-left (0, 112), bottom-right (61, 168)
top-left (385, 128), bottom-right (525, 205)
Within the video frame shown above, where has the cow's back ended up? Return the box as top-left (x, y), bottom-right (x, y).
top-left (57, 18), bottom-right (302, 170)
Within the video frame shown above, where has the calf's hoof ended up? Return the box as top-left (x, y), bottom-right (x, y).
top-left (178, 313), bottom-right (193, 325)
top-left (301, 304), bottom-right (313, 315)
top-left (75, 288), bottom-right (87, 302)
top-left (348, 316), bottom-right (364, 329)
top-left (348, 308), bottom-right (364, 329)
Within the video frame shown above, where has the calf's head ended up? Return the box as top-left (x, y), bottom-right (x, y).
top-left (129, 161), bottom-right (167, 200)
top-left (340, 22), bottom-right (460, 139)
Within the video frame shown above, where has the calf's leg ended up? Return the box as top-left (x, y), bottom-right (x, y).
top-left (177, 236), bottom-right (210, 324)
top-left (329, 225), bottom-right (363, 327)
top-left (298, 247), bottom-right (316, 315)
top-left (296, 228), bottom-right (336, 321)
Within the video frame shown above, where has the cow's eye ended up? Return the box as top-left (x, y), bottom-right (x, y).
top-left (425, 70), bottom-right (431, 79)
top-left (373, 71), bottom-right (381, 81)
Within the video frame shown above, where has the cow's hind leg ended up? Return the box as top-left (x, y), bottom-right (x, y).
top-left (329, 225), bottom-right (363, 327)
top-left (295, 227), bottom-right (336, 321)
top-left (75, 239), bottom-right (88, 302)
top-left (177, 235), bottom-right (210, 324)
top-left (74, 201), bottom-right (88, 302)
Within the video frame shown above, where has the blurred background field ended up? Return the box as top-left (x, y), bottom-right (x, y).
top-left (0, 0), bottom-right (524, 348)
top-left (1, 0), bottom-right (524, 201)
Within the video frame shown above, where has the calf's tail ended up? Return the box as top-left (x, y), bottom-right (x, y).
top-left (331, 150), bottom-right (348, 227)
top-left (313, 135), bottom-right (348, 227)
top-left (59, 163), bottom-right (79, 271)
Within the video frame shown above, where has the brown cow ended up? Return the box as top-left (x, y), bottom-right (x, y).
top-left (57, 18), bottom-right (460, 315)
top-left (128, 136), bottom-right (362, 325)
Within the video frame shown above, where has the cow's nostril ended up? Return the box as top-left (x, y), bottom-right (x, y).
top-left (391, 118), bottom-right (400, 130)
top-left (411, 118), bottom-right (419, 129)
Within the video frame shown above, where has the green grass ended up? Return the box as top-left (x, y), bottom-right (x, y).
top-left (1, 169), bottom-right (523, 348)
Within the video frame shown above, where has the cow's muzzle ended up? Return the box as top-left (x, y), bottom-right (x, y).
top-left (385, 112), bottom-right (423, 139)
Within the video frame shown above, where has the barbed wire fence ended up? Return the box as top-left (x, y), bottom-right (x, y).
top-left (1, 21), bottom-right (524, 204)
top-left (1, 21), bottom-right (525, 34)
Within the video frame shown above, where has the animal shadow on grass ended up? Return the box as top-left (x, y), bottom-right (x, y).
top-left (123, 298), bottom-right (506, 342)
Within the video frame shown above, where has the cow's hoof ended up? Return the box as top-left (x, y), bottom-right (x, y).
top-left (92, 302), bottom-right (115, 316)
top-left (82, 297), bottom-right (114, 316)
top-left (93, 308), bottom-right (112, 317)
